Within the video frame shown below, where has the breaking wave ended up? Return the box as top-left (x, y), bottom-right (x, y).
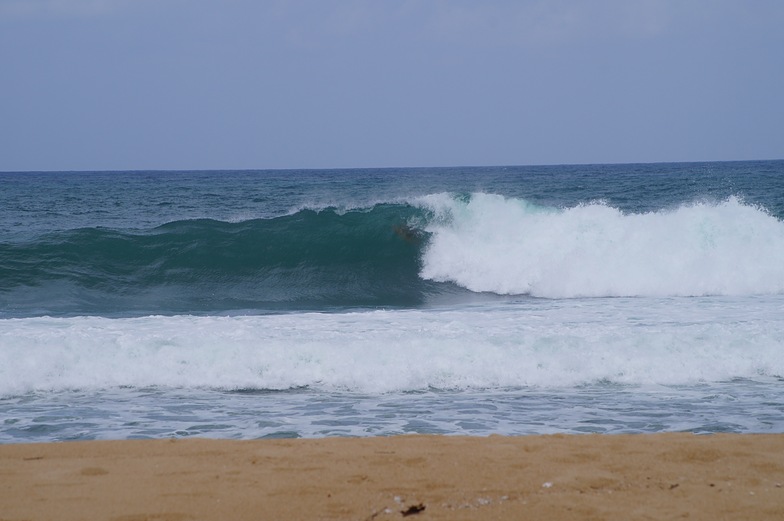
top-left (2, 193), bottom-right (784, 316)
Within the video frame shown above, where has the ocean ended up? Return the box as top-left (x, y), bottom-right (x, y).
top-left (1, 161), bottom-right (783, 442)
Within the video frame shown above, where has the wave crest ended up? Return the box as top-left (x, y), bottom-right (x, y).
top-left (419, 194), bottom-right (784, 297)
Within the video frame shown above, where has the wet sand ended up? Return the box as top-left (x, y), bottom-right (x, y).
top-left (2, 434), bottom-right (783, 520)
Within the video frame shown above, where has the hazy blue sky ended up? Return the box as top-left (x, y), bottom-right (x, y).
top-left (1, 0), bottom-right (782, 171)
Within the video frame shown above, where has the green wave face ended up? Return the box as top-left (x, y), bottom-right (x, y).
top-left (0, 204), bottom-right (448, 316)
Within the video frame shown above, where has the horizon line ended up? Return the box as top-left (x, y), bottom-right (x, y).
top-left (2, 157), bottom-right (782, 175)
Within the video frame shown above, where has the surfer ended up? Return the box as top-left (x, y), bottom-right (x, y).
top-left (393, 224), bottom-right (421, 244)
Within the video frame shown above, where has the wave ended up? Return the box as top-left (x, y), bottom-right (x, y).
top-left (0, 204), bottom-right (444, 316)
top-left (2, 193), bottom-right (784, 316)
top-left (420, 193), bottom-right (784, 298)
top-left (1, 301), bottom-right (782, 396)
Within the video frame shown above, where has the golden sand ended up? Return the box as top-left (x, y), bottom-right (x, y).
top-left (2, 434), bottom-right (783, 520)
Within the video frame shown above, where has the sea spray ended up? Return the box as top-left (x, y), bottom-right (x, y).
top-left (419, 194), bottom-right (784, 297)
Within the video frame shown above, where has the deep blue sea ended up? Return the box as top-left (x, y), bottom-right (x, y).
top-left (1, 161), bottom-right (784, 442)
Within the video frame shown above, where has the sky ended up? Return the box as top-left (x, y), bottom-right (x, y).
top-left (1, 0), bottom-right (783, 171)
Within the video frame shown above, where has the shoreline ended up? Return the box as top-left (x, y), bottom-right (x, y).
top-left (2, 433), bottom-right (783, 520)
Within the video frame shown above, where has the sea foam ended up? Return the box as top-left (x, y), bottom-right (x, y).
top-left (418, 194), bottom-right (784, 297)
top-left (2, 296), bottom-right (782, 396)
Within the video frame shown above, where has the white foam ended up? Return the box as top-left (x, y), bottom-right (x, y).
top-left (2, 296), bottom-right (782, 396)
top-left (417, 194), bottom-right (784, 297)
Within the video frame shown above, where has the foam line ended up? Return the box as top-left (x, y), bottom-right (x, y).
top-left (2, 298), bottom-right (782, 396)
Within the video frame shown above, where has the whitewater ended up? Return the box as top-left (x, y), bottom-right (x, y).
top-left (1, 161), bottom-right (783, 441)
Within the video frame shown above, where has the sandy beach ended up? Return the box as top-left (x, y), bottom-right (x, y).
top-left (2, 433), bottom-right (783, 520)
